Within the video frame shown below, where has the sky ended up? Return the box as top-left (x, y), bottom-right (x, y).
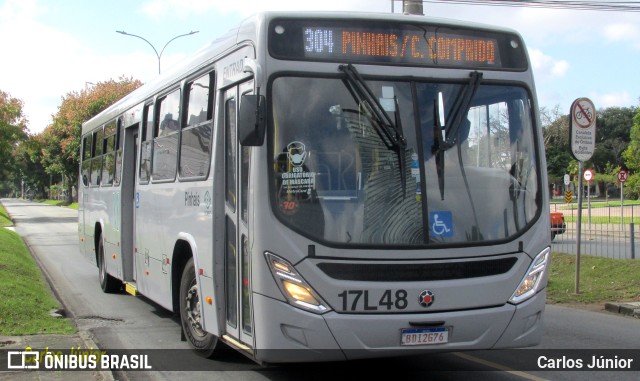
top-left (1, 0), bottom-right (639, 134)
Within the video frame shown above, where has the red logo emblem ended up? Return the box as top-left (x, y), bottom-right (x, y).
top-left (418, 290), bottom-right (435, 307)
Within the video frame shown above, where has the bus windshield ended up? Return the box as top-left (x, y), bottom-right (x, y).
top-left (270, 74), bottom-right (540, 246)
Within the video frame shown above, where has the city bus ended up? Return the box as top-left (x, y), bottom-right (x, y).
top-left (78, 11), bottom-right (550, 363)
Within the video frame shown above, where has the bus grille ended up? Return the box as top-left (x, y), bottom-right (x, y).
top-left (317, 257), bottom-right (517, 282)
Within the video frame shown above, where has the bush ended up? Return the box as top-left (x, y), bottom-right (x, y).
top-left (625, 173), bottom-right (640, 200)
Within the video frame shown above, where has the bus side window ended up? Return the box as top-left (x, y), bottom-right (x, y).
top-left (180, 71), bottom-right (214, 179)
top-left (152, 89), bottom-right (180, 182)
top-left (81, 134), bottom-right (92, 187)
top-left (113, 118), bottom-right (123, 186)
top-left (91, 128), bottom-right (103, 186)
top-left (101, 120), bottom-right (117, 187)
top-left (139, 104), bottom-right (153, 184)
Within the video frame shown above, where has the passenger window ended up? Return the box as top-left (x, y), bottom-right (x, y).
top-left (90, 129), bottom-right (103, 186)
top-left (156, 89), bottom-right (180, 137)
top-left (113, 119), bottom-right (123, 186)
top-left (225, 98), bottom-right (237, 209)
top-left (101, 121), bottom-right (117, 186)
top-left (153, 89), bottom-right (180, 181)
top-left (139, 105), bottom-right (153, 183)
top-left (81, 135), bottom-right (92, 187)
top-left (180, 72), bottom-right (213, 179)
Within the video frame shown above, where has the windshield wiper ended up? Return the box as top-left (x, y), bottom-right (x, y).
top-left (339, 64), bottom-right (408, 195)
top-left (432, 71), bottom-right (483, 200)
top-left (444, 71), bottom-right (483, 148)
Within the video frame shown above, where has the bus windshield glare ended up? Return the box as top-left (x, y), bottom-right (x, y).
top-left (270, 75), bottom-right (540, 246)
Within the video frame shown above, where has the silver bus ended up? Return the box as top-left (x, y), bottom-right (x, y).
top-left (78, 11), bottom-right (550, 363)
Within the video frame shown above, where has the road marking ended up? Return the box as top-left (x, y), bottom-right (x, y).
top-left (453, 352), bottom-right (548, 381)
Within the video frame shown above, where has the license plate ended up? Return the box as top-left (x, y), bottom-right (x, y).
top-left (401, 327), bottom-right (449, 346)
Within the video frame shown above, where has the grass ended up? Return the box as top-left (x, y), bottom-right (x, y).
top-left (0, 204), bottom-right (12, 227)
top-left (36, 199), bottom-right (79, 209)
top-left (0, 204), bottom-right (75, 335)
top-left (547, 252), bottom-right (640, 304)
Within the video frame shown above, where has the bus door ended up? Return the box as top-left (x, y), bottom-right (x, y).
top-left (120, 126), bottom-right (138, 285)
top-left (223, 81), bottom-right (253, 346)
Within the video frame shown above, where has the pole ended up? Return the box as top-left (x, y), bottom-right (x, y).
top-left (621, 180), bottom-right (624, 231)
top-left (575, 161), bottom-right (583, 294)
top-left (630, 223), bottom-right (635, 260)
top-left (587, 180), bottom-right (591, 228)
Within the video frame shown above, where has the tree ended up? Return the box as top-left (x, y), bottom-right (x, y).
top-left (541, 106), bottom-right (571, 181)
top-left (39, 77), bottom-right (142, 204)
top-left (623, 108), bottom-right (640, 172)
top-left (0, 90), bottom-right (28, 178)
top-left (623, 108), bottom-right (640, 199)
top-left (543, 105), bottom-right (636, 197)
top-left (594, 106), bottom-right (636, 170)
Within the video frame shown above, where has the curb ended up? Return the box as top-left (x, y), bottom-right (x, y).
top-left (604, 302), bottom-right (640, 318)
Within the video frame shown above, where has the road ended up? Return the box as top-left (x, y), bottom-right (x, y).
top-left (2, 198), bottom-right (639, 380)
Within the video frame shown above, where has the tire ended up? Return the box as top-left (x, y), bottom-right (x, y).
top-left (98, 238), bottom-right (122, 293)
top-left (180, 258), bottom-right (220, 358)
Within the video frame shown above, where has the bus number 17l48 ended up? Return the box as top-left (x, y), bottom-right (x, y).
top-left (337, 289), bottom-right (408, 311)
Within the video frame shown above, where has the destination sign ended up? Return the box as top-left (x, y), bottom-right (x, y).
top-left (269, 19), bottom-right (527, 70)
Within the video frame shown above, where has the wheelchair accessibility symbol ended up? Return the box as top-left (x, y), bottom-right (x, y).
top-left (429, 211), bottom-right (453, 238)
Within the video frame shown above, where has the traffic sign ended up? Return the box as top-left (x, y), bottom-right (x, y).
top-left (565, 191), bottom-right (572, 203)
top-left (569, 98), bottom-right (596, 161)
top-left (563, 174), bottom-right (571, 186)
top-left (583, 169), bottom-right (593, 182)
top-left (618, 169), bottom-right (628, 183)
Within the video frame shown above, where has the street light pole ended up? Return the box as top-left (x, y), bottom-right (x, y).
top-left (116, 30), bottom-right (199, 74)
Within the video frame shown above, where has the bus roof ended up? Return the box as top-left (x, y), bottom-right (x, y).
top-left (82, 11), bottom-right (523, 134)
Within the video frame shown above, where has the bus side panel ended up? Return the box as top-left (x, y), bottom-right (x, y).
top-left (133, 182), bottom-right (172, 308)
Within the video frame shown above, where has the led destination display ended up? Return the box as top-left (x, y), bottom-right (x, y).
top-left (270, 19), bottom-right (527, 70)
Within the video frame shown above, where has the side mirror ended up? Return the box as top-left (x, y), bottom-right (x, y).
top-left (238, 94), bottom-right (266, 146)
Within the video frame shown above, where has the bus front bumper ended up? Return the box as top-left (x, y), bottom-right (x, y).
top-left (252, 290), bottom-right (545, 363)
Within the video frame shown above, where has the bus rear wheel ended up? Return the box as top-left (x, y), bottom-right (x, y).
top-left (180, 258), bottom-right (220, 358)
top-left (98, 239), bottom-right (122, 293)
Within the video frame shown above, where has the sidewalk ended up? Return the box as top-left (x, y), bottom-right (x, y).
top-left (0, 331), bottom-right (114, 380)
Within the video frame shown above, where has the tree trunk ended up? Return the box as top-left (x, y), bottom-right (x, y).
top-left (66, 175), bottom-right (75, 204)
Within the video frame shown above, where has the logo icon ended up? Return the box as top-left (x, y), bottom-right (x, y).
top-left (429, 211), bottom-right (453, 238)
top-left (203, 191), bottom-right (212, 210)
top-left (287, 141), bottom-right (307, 167)
top-left (418, 290), bottom-right (435, 307)
top-left (7, 351), bottom-right (40, 369)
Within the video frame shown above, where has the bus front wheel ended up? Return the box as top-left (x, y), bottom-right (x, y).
top-left (179, 258), bottom-right (220, 358)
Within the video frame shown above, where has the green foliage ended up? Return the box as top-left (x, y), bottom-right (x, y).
top-left (0, 91), bottom-right (28, 177)
top-left (545, 105), bottom-right (637, 198)
top-left (623, 108), bottom-right (640, 172)
top-left (624, 173), bottom-right (640, 200)
top-left (0, 215), bottom-right (75, 334)
top-left (38, 77), bottom-right (142, 203)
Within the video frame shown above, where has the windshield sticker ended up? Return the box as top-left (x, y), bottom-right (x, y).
top-left (281, 141), bottom-right (316, 195)
top-left (276, 141), bottom-right (318, 215)
top-left (429, 211), bottom-right (453, 238)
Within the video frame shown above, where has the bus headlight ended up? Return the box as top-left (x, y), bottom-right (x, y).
top-left (509, 247), bottom-right (550, 304)
top-left (265, 252), bottom-right (330, 314)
